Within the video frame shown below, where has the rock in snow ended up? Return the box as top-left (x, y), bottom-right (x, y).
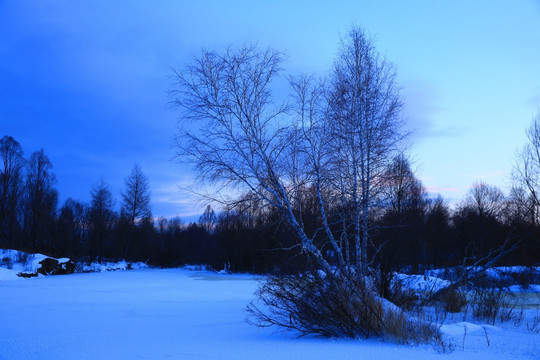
top-left (37, 257), bottom-right (75, 275)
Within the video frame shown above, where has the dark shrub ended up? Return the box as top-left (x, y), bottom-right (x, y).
top-left (247, 269), bottom-right (441, 343)
top-left (440, 287), bottom-right (467, 313)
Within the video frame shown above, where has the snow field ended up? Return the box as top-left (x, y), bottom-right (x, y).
top-left (0, 268), bottom-right (538, 360)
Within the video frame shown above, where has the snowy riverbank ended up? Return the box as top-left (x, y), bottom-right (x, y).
top-left (0, 267), bottom-right (538, 360)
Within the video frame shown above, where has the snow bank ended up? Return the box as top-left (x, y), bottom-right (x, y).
top-left (0, 268), bottom-right (537, 360)
top-left (182, 264), bottom-right (210, 271)
top-left (394, 273), bottom-right (450, 294)
top-left (81, 260), bottom-right (147, 273)
top-left (508, 284), bottom-right (540, 293)
top-left (440, 322), bottom-right (501, 337)
top-left (0, 248), bottom-right (66, 274)
top-left (0, 267), bottom-right (20, 281)
top-left (427, 266), bottom-right (540, 283)
top-left (1, 249), bottom-right (147, 280)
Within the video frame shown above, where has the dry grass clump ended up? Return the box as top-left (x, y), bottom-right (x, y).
top-left (439, 287), bottom-right (467, 313)
top-left (373, 269), bottom-right (419, 311)
top-left (247, 270), bottom-right (441, 344)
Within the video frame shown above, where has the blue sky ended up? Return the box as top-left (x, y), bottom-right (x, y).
top-left (1, 1), bottom-right (539, 220)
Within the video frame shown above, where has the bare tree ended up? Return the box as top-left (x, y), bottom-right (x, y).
top-left (120, 164), bottom-right (151, 259)
top-left (514, 109), bottom-right (540, 224)
top-left (87, 177), bottom-right (116, 262)
top-left (377, 155), bottom-right (428, 269)
top-left (326, 27), bottom-right (404, 271)
top-left (121, 163), bottom-right (151, 226)
top-left (459, 181), bottom-right (505, 220)
top-left (198, 205), bottom-right (217, 233)
top-left (285, 28), bottom-right (405, 272)
top-left (381, 154), bottom-right (426, 223)
top-left (23, 149), bottom-right (58, 250)
top-left (57, 197), bottom-right (87, 257)
top-left (171, 44), bottom-right (332, 271)
top-left (0, 136), bottom-right (25, 248)
top-left (505, 186), bottom-right (536, 225)
top-left (172, 28), bottom-right (405, 276)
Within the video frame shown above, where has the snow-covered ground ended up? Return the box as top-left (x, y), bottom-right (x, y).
top-left (80, 259), bottom-right (147, 273)
top-left (0, 268), bottom-right (538, 360)
top-left (393, 273), bottom-right (451, 293)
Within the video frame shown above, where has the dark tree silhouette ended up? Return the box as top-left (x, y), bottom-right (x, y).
top-left (515, 109), bottom-right (540, 225)
top-left (121, 164), bottom-right (151, 226)
top-left (87, 178), bottom-right (116, 262)
top-left (57, 198), bottom-right (86, 258)
top-left (198, 205), bottom-right (217, 234)
top-left (120, 164), bottom-right (151, 259)
top-left (0, 136), bottom-right (25, 248)
top-left (23, 149), bottom-right (58, 250)
top-left (453, 182), bottom-right (507, 265)
top-left (376, 155), bottom-right (428, 271)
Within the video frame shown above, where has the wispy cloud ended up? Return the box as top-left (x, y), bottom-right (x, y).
top-left (425, 185), bottom-right (461, 193)
top-left (526, 94), bottom-right (540, 108)
top-left (402, 80), bottom-right (467, 141)
top-left (459, 171), bottom-right (505, 181)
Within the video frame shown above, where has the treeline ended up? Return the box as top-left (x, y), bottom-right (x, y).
top-left (0, 135), bottom-right (538, 272)
top-left (0, 135), bottom-right (155, 262)
top-left (212, 155), bottom-right (540, 273)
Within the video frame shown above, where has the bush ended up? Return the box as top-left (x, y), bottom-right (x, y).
top-left (512, 266), bottom-right (540, 289)
top-left (1, 256), bottom-right (12, 269)
top-left (247, 270), bottom-right (441, 343)
top-left (471, 288), bottom-right (505, 325)
top-left (516, 271), bottom-right (530, 289)
top-left (439, 287), bottom-right (467, 313)
top-left (373, 269), bottom-right (418, 311)
top-left (16, 251), bottom-right (30, 267)
top-left (526, 312), bottom-right (540, 333)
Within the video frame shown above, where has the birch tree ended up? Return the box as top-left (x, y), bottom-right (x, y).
top-left (171, 45), bottom-right (332, 272)
top-left (514, 109), bottom-right (540, 224)
top-left (172, 28), bottom-right (405, 275)
top-left (326, 27), bottom-right (404, 272)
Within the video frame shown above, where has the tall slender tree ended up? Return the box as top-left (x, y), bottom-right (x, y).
top-left (87, 178), bottom-right (116, 261)
top-left (120, 164), bottom-right (151, 259)
top-left (23, 149), bottom-right (58, 250)
top-left (326, 27), bottom-right (404, 271)
top-left (57, 198), bottom-right (86, 257)
top-left (199, 205), bottom-right (217, 234)
top-left (121, 164), bottom-right (151, 226)
top-left (0, 136), bottom-right (25, 248)
top-left (514, 109), bottom-right (540, 224)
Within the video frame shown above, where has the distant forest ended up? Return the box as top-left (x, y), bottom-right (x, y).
top-left (0, 135), bottom-right (538, 273)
